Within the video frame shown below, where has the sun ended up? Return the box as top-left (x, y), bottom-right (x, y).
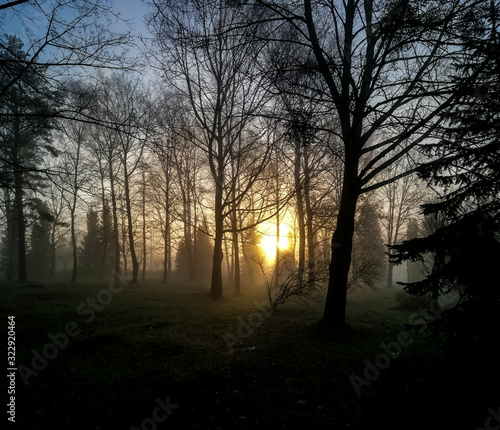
top-left (258, 222), bottom-right (291, 261)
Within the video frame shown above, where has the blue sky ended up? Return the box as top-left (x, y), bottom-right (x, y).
top-left (0, 0), bottom-right (150, 45)
top-left (110, 0), bottom-right (149, 35)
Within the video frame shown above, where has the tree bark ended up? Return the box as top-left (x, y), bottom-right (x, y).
top-left (303, 145), bottom-right (315, 285)
top-left (69, 134), bottom-right (82, 284)
top-left (210, 159), bottom-right (224, 298)
top-left (70, 205), bottom-right (78, 283)
top-left (162, 173), bottom-right (171, 284)
top-left (98, 160), bottom-right (109, 281)
top-left (294, 141), bottom-right (306, 285)
top-left (14, 170), bottom-right (26, 282)
top-left (323, 149), bottom-right (360, 325)
top-left (231, 203), bottom-right (241, 295)
top-left (4, 189), bottom-right (15, 281)
top-left (123, 162), bottom-right (139, 284)
top-left (108, 154), bottom-right (121, 277)
top-left (13, 116), bottom-right (27, 282)
top-left (49, 216), bottom-right (57, 279)
top-left (141, 168), bottom-right (147, 281)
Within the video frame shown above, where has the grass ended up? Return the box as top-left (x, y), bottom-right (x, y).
top-left (2, 279), bottom-right (498, 429)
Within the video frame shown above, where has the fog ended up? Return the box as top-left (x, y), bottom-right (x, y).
top-left (1, 0), bottom-right (499, 429)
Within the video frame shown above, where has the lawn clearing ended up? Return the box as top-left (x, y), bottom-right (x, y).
top-left (1, 280), bottom-right (496, 429)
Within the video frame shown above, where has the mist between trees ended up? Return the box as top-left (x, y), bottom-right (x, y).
top-left (1, 0), bottom-right (499, 329)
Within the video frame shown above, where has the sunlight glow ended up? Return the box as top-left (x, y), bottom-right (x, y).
top-left (258, 222), bottom-right (291, 261)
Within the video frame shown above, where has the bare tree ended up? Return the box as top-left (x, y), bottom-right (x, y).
top-left (45, 183), bottom-right (69, 279)
top-left (256, 245), bottom-right (326, 312)
top-left (147, 0), bottom-right (272, 298)
top-left (148, 94), bottom-right (185, 284)
top-left (255, 0), bottom-right (484, 325)
top-left (139, 160), bottom-right (149, 281)
top-left (0, 0), bottom-right (131, 115)
top-left (0, 0), bottom-right (131, 280)
top-left (90, 73), bottom-right (149, 283)
top-left (149, 159), bottom-right (175, 283)
top-left (377, 160), bottom-right (427, 288)
top-left (59, 119), bottom-right (87, 283)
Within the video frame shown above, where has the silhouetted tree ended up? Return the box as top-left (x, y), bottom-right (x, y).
top-left (27, 200), bottom-right (53, 279)
top-left (195, 223), bottom-right (214, 287)
top-left (0, 35), bottom-right (57, 281)
top-left (100, 200), bottom-right (117, 278)
top-left (255, 0), bottom-right (489, 325)
top-left (392, 3), bottom-right (500, 347)
top-left (378, 162), bottom-right (426, 287)
top-left (0, 0), bottom-right (130, 121)
top-left (404, 217), bottom-right (422, 285)
top-left (80, 208), bottom-right (102, 277)
top-left (148, 0), bottom-right (271, 298)
top-left (349, 198), bottom-right (385, 289)
top-left (58, 80), bottom-right (94, 283)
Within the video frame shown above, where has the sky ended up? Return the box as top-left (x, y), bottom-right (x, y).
top-left (0, 0), bottom-right (154, 81)
top-left (110, 0), bottom-right (149, 37)
top-left (0, 0), bottom-right (150, 48)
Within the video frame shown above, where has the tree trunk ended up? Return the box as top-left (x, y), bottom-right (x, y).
top-left (98, 161), bottom-right (108, 280)
top-left (108, 156), bottom-right (121, 276)
top-left (294, 142), bottom-right (306, 285)
top-left (69, 135), bottom-right (81, 284)
top-left (70, 205), bottom-right (78, 283)
top-left (224, 234), bottom-right (232, 282)
top-left (4, 190), bottom-right (14, 281)
top-left (121, 218), bottom-right (128, 277)
top-left (231, 204), bottom-right (241, 295)
top-left (14, 171), bottom-right (26, 282)
top-left (49, 222), bottom-right (56, 279)
top-left (274, 162), bottom-right (281, 286)
top-left (187, 190), bottom-right (195, 282)
top-left (275, 209), bottom-right (280, 284)
top-left (162, 180), bottom-right (170, 284)
top-left (323, 151), bottom-right (360, 326)
top-left (123, 163), bottom-right (139, 284)
top-left (179, 167), bottom-right (194, 281)
top-left (141, 169), bottom-right (147, 281)
top-left (192, 185), bottom-right (198, 281)
top-left (210, 171), bottom-right (224, 298)
top-left (13, 116), bottom-right (27, 282)
top-left (241, 230), bottom-right (255, 286)
top-left (303, 145), bottom-right (316, 285)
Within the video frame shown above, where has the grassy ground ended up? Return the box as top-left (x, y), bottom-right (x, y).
top-left (1, 279), bottom-right (498, 429)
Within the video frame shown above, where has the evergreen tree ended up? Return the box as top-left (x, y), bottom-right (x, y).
top-left (28, 220), bottom-right (51, 279)
top-left (241, 221), bottom-right (264, 286)
top-left (0, 189), bottom-right (17, 280)
top-left (79, 208), bottom-right (102, 277)
top-left (392, 6), bottom-right (500, 347)
top-left (99, 200), bottom-right (116, 279)
top-left (27, 199), bottom-right (53, 279)
top-left (0, 35), bottom-right (57, 281)
top-left (195, 224), bottom-right (214, 287)
top-left (350, 199), bottom-right (385, 289)
top-left (174, 239), bottom-right (193, 281)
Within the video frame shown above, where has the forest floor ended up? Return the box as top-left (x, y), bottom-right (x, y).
top-left (1, 278), bottom-right (498, 429)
